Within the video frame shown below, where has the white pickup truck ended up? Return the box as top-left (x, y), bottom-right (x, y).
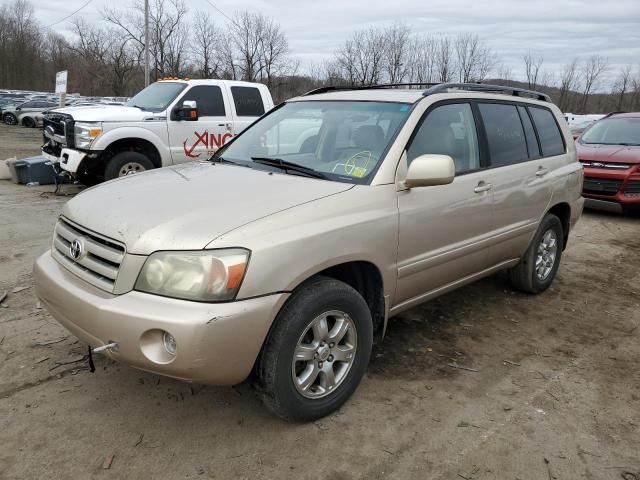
top-left (42, 79), bottom-right (274, 184)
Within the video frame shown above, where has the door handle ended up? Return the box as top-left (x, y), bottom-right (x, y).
top-left (218, 122), bottom-right (232, 131)
top-left (474, 182), bottom-right (492, 193)
top-left (536, 167), bottom-right (549, 177)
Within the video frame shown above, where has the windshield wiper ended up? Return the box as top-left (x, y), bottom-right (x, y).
top-left (251, 157), bottom-right (329, 180)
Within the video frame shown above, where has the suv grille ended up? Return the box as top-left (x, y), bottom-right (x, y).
top-left (583, 178), bottom-right (623, 196)
top-left (625, 180), bottom-right (640, 194)
top-left (580, 160), bottom-right (631, 170)
top-left (51, 218), bottom-right (125, 292)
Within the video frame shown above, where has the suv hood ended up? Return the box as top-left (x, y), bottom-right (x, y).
top-left (61, 162), bottom-right (353, 254)
top-left (576, 143), bottom-right (640, 164)
top-left (49, 105), bottom-right (155, 122)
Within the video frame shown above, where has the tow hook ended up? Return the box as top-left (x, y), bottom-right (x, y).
top-left (92, 342), bottom-right (119, 354)
top-left (87, 341), bottom-right (119, 373)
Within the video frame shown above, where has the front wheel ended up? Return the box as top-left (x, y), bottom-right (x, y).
top-left (509, 214), bottom-right (564, 294)
top-left (3, 113), bottom-right (17, 125)
top-left (255, 276), bottom-right (373, 421)
top-left (104, 151), bottom-right (154, 181)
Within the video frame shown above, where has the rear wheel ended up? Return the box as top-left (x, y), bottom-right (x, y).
top-left (21, 116), bottom-right (35, 128)
top-left (104, 151), bottom-right (154, 181)
top-left (255, 276), bottom-right (373, 421)
top-left (509, 214), bottom-right (564, 294)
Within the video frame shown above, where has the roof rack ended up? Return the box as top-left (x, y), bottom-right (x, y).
top-left (423, 83), bottom-right (551, 102)
top-left (303, 82), bottom-right (552, 102)
top-left (303, 83), bottom-right (440, 96)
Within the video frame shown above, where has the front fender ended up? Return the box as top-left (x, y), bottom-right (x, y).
top-left (91, 126), bottom-right (170, 163)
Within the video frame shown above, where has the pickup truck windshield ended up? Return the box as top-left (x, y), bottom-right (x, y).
top-left (580, 117), bottom-right (640, 146)
top-left (218, 101), bottom-right (412, 184)
top-left (126, 82), bottom-right (187, 112)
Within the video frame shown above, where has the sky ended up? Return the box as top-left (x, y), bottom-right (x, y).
top-left (26, 0), bottom-right (640, 89)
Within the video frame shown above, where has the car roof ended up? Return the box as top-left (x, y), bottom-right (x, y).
top-left (608, 112), bottom-right (640, 119)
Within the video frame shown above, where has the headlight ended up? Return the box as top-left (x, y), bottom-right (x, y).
top-left (134, 249), bottom-right (250, 302)
top-left (74, 122), bottom-right (102, 148)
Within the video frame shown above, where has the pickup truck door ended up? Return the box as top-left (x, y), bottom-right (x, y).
top-left (227, 84), bottom-right (268, 135)
top-left (167, 85), bottom-right (234, 164)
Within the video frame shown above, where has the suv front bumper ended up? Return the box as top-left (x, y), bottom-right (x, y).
top-left (34, 251), bottom-right (288, 385)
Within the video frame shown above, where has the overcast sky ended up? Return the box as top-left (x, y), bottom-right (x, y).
top-left (28, 0), bottom-right (640, 88)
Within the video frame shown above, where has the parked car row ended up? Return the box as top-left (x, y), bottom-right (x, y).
top-left (0, 89), bottom-right (129, 128)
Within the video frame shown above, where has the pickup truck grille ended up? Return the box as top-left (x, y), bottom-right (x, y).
top-left (51, 218), bottom-right (125, 292)
top-left (582, 178), bottom-right (623, 196)
top-left (42, 112), bottom-right (75, 149)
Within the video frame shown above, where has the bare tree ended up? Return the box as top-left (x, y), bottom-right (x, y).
top-left (523, 51), bottom-right (543, 90)
top-left (435, 37), bottom-right (454, 82)
top-left (406, 35), bottom-right (437, 83)
top-left (454, 33), bottom-right (495, 82)
top-left (258, 16), bottom-right (292, 88)
top-left (558, 59), bottom-right (579, 111)
top-left (612, 65), bottom-right (633, 111)
top-left (383, 23), bottom-right (411, 83)
top-left (104, 0), bottom-right (189, 80)
top-left (191, 12), bottom-right (220, 78)
top-left (335, 27), bottom-right (385, 86)
top-left (580, 55), bottom-right (608, 111)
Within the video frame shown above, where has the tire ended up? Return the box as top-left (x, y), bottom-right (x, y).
top-left (21, 116), bottom-right (35, 128)
top-left (3, 112), bottom-right (17, 125)
top-left (509, 214), bottom-right (564, 294)
top-left (104, 151), bottom-right (154, 181)
top-left (255, 276), bottom-right (373, 421)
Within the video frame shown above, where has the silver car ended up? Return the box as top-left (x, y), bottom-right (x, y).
top-left (34, 83), bottom-right (584, 421)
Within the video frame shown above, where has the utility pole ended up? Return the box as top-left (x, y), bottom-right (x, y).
top-left (144, 0), bottom-right (150, 86)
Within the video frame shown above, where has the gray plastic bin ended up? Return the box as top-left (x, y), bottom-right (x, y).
top-left (13, 156), bottom-right (57, 185)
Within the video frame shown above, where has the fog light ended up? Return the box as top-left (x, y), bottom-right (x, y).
top-left (163, 331), bottom-right (177, 355)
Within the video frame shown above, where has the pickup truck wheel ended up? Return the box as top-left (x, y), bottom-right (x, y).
top-left (509, 214), bottom-right (564, 294)
top-left (3, 112), bottom-right (17, 125)
top-left (255, 276), bottom-right (373, 421)
top-left (104, 151), bottom-right (154, 180)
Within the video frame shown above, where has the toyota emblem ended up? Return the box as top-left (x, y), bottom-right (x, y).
top-left (69, 239), bottom-right (83, 260)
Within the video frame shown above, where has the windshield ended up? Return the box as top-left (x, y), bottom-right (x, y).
top-left (217, 100), bottom-right (412, 184)
top-left (126, 82), bottom-right (187, 112)
top-left (580, 117), bottom-right (640, 146)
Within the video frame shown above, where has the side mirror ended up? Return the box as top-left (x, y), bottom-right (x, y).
top-left (173, 100), bottom-right (198, 121)
top-left (404, 154), bottom-right (455, 188)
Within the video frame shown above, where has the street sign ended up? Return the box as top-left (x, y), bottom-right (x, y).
top-left (55, 70), bottom-right (67, 94)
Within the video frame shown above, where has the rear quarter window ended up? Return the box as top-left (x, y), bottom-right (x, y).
top-left (231, 86), bottom-right (265, 117)
top-left (478, 103), bottom-right (528, 167)
top-left (529, 107), bottom-right (565, 156)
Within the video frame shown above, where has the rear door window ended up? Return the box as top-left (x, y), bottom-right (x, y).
top-left (529, 107), bottom-right (565, 156)
top-left (231, 86), bottom-right (265, 117)
top-left (179, 86), bottom-right (226, 117)
top-left (517, 106), bottom-right (541, 158)
top-left (478, 103), bottom-right (528, 167)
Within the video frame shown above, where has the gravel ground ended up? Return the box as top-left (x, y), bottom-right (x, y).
top-left (0, 123), bottom-right (639, 479)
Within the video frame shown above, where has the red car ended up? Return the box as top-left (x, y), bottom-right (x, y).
top-left (576, 112), bottom-right (640, 214)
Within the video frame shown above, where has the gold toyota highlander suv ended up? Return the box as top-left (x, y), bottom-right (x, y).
top-left (34, 83), bottom-right (584, 421)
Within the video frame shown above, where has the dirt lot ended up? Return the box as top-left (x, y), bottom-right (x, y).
top-left (0, 122), bottom-right (639, 479)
